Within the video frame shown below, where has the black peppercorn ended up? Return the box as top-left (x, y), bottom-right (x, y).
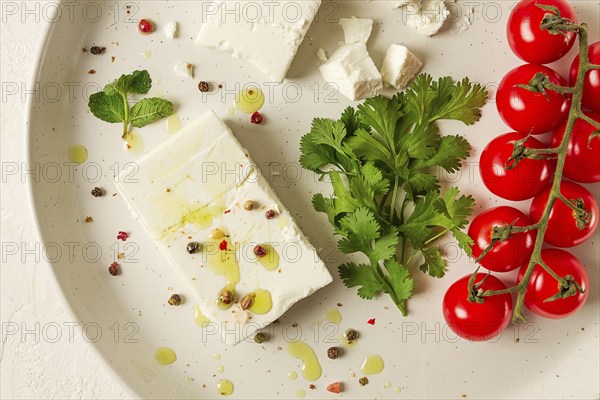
top-left (254, 332), bottom-right (267, 343)
top-left (198, 81), bottom-right (211, 92)
top-left (90, 46), bottom-right (105, 55)
top-left (91, 187), bottom-right (104, 197)
top-left (327, 346), bottom-right (341, 359)
top-left (344, 328), bottom-right (359, 342)
top-left (359, 377), bottom-right (369, 386)
top-left (168, 294), bottom-right (182, 306)
top-left (187, 242), bottom-right (200, 254)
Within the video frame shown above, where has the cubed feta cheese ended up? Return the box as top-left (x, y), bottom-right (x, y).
top-left (164, 21), bottom-right (178, 39)
top-left (406, 0), bottom-right (449, 36)
top-left (319, 44), bottom-right (383, 101)
top-left (115, 111), bottom-right (333, 344)
top-left (338, 17), bottom-right (373, 44)
top-left (174, 62), bottom-right (194, 79)
top-left (380, 44), bottom-right (423, 89)
top-left (196, 0), bottom-right (321, 83)
top-left (316, 48), bottom-right (328, 62)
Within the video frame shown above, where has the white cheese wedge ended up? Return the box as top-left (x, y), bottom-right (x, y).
top-left (164, 21), bottom-right (178, 39)
top-left (380, 44), bottom-right (423, 89)
top-left (406, 0), bottom-right (449, 36)
top-left (319, 44), bottom-right (383, 101)
top-left (338, 17), bottom-right (373, 44)
top-left (196, 0), bottom-right (321, 83)
top-left (115, 111), bottom-right (332, 344)
top-left (174, 62), bottom-right (194, 79)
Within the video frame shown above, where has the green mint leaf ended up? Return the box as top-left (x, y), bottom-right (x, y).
top-left (130, 98), bottom-right (174, 128)
top-left (419, 246), bottom-right (447, 278)
top-left (338, 263), bottom-right (384, 300)
top-left (105, 70), bottom-right (152, 96)
top-left (384, 259), bottom-right (414, 301)
top-left (88, 91), bottom-right (126, 123)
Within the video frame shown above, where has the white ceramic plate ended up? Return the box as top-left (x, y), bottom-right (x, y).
top-left (27, 1), bottom-right (600, 398)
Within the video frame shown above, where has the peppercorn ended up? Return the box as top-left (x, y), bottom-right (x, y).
top-left (243, 200), bottom-right (255, 211)
top-left (254, 332), bottom-right (267, 343)
top-left (327, 346), bottom-right (341, 359)
top-left (309, 384), bottom-right (315, 390)
top-left (359, 377), bottom-right (369, 386)
top-left (251, 111), bottom-right (264, 124)
top-left (198, 81), bottom-right (211, 92)
top-left (344, 328), bottom-right (359, 342)
top-left (240, 294), bottom-right (255, 310)
top-left (91, 187), bottom-right (104, 197)
top-left (168, 294), bottom-right (182, 306)
top-left (254, 245), bottom-right (267, 258)
top-left (108, 262), bottom-right (119, 276)
top-left (265, 209), bottom-right (276, 219)
top-left (219, 290), bottom-right (233, 305)
top-left (138, 19), bottom-right (154, 33)
top-left (90, 46), bottom-right (105, 55)
top-left (187, 242), bottom-right (200, 254)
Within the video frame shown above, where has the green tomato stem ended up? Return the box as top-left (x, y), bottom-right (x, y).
top-left (481, 21), bottom-right (593, 324)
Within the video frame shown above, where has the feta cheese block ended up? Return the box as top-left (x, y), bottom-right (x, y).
top-left (381, 44), bottom-right (423, 89)
top-left (196, 0), bottom-right (321, 83)
top-left (115, 110), bottom-right (333, 344)
top-left (319, 44), bottom-right (383, 101)
top-left (406, 0), bottom-right (449, 36)
top-left (338, 17), bottom-right (373, 44)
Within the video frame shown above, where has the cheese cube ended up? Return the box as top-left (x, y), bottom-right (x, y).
top-left (115, 111), bottom-right (333, 344)
top-left (380, 44), bottom-right (423, 89)
top-left (196, 0), bottom-right (321, 83)
top-left (338, 17), bottom-right (373, 44)
top-left (319, 44), bottom-right (383, 101)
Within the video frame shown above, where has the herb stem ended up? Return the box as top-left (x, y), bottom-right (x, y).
top-left (389, 176), bottom-right (400, 224)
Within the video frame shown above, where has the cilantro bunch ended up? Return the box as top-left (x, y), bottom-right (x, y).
top-left (300, 74), bottom-right (488, 315)
top-left (88, 70), bottom-right (173, 138)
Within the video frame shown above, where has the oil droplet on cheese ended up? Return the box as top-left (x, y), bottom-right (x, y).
top-left (205, 237), bottom-right (240, 309)
top-left (384, 381), bottom-right (392, 389)
top-left (234, 87), bottom-right (265, 114)
top-left (324, 308), bottom-right (342, 324)
top-left (217, 379), bottom-right (234, 396)
top-left (123, 130), bottom-right (144, 154)
top-left (67, 144), bottom-right (88, 164)
top-left (296, 389), bottom-right (306, 398)
top-left (226, 107), bottom-right (236, 116)
top-left (213, 353), bottom-right (221, 360)
top-left (361, 355), bottom-right (384, 375)
top-left (166, 113), bottom-right (181, 133)
top-left (249, 289), bottom-right (272, 314)
top-left (288, 371), bottom-right (298, 380)
top-left (394, 386), bottom-right (402, 393)
top-left (154, 347), bottom-right (177, 365)
top-left (217, 365), bottom-right (225, 373)
top-left (141, 49), bottom-right (152, 58)
top-left (194, 304), bottom-right (210, 328)
top-left (257, 244), bottom-right (279, 271)
top-left (287, 341), bottom-right (322, 382)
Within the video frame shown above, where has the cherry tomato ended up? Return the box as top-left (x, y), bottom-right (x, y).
top-left (496, 64), bottom-right (571, 134)
top-left (507, 0), bottom-right (577, 64)
top-left (517, 249), bottom-right (588, 319)
top-left (550, 112), bottom-right (600, 183)
top-left (529, 181), bottom-right (599, 247)
top-left (570, 41), bottom-right (600, 113)
top-left (468, 206), bottom-right (536, 273)
top-left (443, 273), bottom-right (513, 341)
top-left (480, 132), bottom-right (554, 201)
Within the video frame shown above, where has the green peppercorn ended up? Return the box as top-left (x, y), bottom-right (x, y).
top-left (359, 377), bottom-right (369, 386)
top-left (254, 332), bottom-right (267, 343)
top-left (344, 328), bottom-right (359, 342)
top-left (168, 294), bottom-right (182, 306)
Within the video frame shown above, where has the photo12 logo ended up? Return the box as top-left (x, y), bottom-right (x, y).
top-left (2, 321), bottom-right (140, 344)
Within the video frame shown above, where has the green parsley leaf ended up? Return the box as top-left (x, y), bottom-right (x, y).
top-left (338, 262), bottom-right (384, 300)
top-left (300, 73), bottom-right (487, 315)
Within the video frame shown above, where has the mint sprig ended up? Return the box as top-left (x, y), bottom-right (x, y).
top-left (88, 70), bottom-right (173, 138)
top-left (300, 74), bottom-right (487, 315)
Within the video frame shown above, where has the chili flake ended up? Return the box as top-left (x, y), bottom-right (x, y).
top-left (108, 262), bottom-right (120, 276)
top-left (117, 231), bottom-right (129, 241)
top-left (219, 239), bottom-right (228, 251)
top-left (250, 111), bottom-right (263, 124)
top-left (367, 318), bottom-right (375, 325)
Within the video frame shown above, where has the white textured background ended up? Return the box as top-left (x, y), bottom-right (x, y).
top-left (0, 6), bottom-right (129, 399)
